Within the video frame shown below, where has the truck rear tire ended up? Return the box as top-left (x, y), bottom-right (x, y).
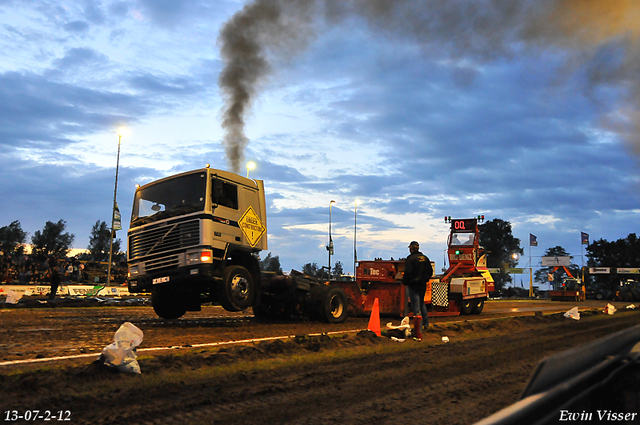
top-left (461, 299), bottom-right (473, 315)
top-left (218, 265), bottom-right (255, 312)
top-left (319, 286), bottom-right (348, 323)
top-left (152, 288), bottom-right (187, 320)
top-left (471, 298), bottom-right (484, 314)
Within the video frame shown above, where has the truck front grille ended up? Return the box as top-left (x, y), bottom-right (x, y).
top-left (145, 254), bottom-right (180, 272)
top-left (129, 219), bottom-right (200, 260)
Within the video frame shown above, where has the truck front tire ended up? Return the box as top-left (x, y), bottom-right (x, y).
top-left (152, 288), bottom-right (188, 320)
top-left (218, 265), bottom-right (255, 312)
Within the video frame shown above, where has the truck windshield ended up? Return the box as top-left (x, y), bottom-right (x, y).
top-left (131, 173), bottom-right (206, 226)
top-left (450, 232), bottom-right (475, 246)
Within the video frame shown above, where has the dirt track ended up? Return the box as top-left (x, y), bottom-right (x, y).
top-left (1, 301), bottom-right (639, 424)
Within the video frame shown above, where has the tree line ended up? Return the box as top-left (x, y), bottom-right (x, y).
top-left (0, 219), bottom-right (124, 262)
top-left (259, 218), bottom-right (639, 293)
top-left (3, 217), bottom-right (636, 292)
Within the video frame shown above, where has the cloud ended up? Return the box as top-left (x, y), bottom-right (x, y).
top-left (0, 71), bottom-right (142, 149)
top-left (52, 47), bottom-right (109, 70)
top-left (63, 20), bottom-right (90, 33)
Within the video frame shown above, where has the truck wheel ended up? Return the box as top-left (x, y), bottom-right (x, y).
top-left (319, 287), bottom-right (348, 323)
top-left (218, 265), bottom-right (255, 312)
top-left (152, 289), bottom-right (187, 320)
top-left (471, 298), bottom-right (484, 314)
top-left (461, 299), bottom-right (473, 315)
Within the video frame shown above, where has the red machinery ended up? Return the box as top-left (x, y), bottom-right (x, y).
top-left (332, 216), bottom-right (494, 317)
top-left (548, 266), bottom-right (585, 301)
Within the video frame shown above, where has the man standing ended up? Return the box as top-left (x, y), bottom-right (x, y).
top-left (48, 255), bottom-right (61, 300)
top-left (402, 241), bottom-right (433, 341)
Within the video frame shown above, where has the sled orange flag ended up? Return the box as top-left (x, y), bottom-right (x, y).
top-left (367, 298), bottom-right (381, 336)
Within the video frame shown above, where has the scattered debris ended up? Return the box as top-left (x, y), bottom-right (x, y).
top-left (603, 303), bottom-right (617, 315)
top-left (382, 316), bottom-right (411, 339)
top-left (442, 336), bottom-right (450, 343)
top-left (4, 290), bottom-right (22, 304)
top-left (99, 322), bottom-right (144, 374)
top-left (626, 304), bottom-right (636, 310)
top-left (564, 307), bottom-right (580, 320)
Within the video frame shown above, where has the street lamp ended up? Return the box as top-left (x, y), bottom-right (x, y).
top-left (353, 200), bottom-right (358, 278)
top-left (326, 200), bottom-right (336, 278)
top-left (107, 127), bottom-right (126, 286)
top-left (246, 161), bottom-right (256, 178)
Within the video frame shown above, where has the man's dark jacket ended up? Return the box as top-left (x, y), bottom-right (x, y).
top-left (402, 251), bottom-right (433, 290)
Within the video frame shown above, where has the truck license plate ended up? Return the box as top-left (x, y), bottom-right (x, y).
top-left (152, 276), bottom-right (170, 284)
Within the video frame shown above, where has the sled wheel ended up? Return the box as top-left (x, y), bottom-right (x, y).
top-left (152, 288), bottom-right (187, 320)
top-left (319, 287), bottom-right (348, 323)
top-left (218, 265), bottom-right (255, 312)
top-left (471, 298), bottom-right (484, 315)
top-left (461, 299), bottom-right (473, 315)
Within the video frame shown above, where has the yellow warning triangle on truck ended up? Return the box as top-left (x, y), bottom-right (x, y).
top-left (239, 206), bottom-right (266, 247)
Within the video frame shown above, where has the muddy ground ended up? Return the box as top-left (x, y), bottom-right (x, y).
top-left (1, 300), bottom-right (639, 424)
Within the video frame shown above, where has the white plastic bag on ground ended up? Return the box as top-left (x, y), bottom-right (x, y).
top-left (5, 290), bottom-right (22, 304)
top-left (564, 306), bottom-right (580, 320)
top-left (385, 316), bottom-right (412, 339)
top-left (626, 304), bottom-right (636, 310)
top-left (603, 303), bottom-right (617, 315)
top-left (100, 322), bottom-right (144, 374)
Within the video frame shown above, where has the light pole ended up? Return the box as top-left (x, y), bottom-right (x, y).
top-left (511, 252), bottom-right (519, 288)
top-left (107, 127), bottom-right (125, 286)
top-left (326, 200), bottom-right (336, 278)
top-left (353, 200), bottom-right (357, 278)
top-left (246, 161), bottom-right (256, 178)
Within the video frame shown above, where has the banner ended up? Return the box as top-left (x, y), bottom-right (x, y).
top-left (541, 256), bottom-right (571, 267)
top-left (113, 202), bottom-right (122, 231)
top-left (617, 268), bottom-right (639, 274)
top-left (581, 231), bottom-right (589, 245)
top-left (529, 233), bottom-right (538, 247)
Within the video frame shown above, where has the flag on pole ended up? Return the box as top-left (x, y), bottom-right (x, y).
top-left (529, 234), bottom-right (538, 247)
top-left (581, 232), bottom-right (589, 245)
top-left (113, 202), bottom-right (122, 231)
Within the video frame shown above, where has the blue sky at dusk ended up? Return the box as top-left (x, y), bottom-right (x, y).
top-left (1, 0), bottom-right (639, 277)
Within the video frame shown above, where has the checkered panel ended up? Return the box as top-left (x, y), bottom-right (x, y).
top-left (432, 281), bottom-right (449, 307)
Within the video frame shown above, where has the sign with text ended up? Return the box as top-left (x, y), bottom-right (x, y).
top-left (617, 268), bottom-right (639, 274)
top-left (589, 267), bottom-right (611, 274)
top-left (541, 256), bottom-right (571, 267)
top-left (239, 206), bottom-right (266, 247)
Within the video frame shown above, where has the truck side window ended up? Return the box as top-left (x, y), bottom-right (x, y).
top-left (212, 178), bottom-right (238, 209)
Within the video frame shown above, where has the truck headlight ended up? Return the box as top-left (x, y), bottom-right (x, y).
top-left (129, 265), bottom-right (139, 277)
top-left (187, 251), bottom-right (212, 263)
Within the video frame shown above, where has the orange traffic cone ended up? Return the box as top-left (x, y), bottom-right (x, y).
top-left (367, 298), bottom-right (381, 336)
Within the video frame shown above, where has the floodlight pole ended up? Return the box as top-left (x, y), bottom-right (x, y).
top-left (353, 200), bottom-right (357, 278)
top-left (327, 200), bottom-right (335, 278)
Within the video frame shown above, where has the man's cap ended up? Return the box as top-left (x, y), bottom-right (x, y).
top-left (408, 241), bottom-right (419, 248)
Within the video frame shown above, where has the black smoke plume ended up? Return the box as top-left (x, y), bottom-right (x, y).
top-left (218, 0), bottom-right (640, 172)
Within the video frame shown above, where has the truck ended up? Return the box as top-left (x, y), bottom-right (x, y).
top-left (127, 166), bottom-right (268, 319)
top-left (126, 166), bottom-right (348, 323)
top-left (333, 216), bottom-right (494, 317)
top-left (548, 267), bottom-right (586, 301)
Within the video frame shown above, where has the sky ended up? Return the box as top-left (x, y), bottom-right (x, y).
top-left (1, 0), bottom-right (639, 282)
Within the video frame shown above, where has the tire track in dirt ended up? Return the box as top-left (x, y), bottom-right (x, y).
top-left (111, 313), bottom-right (640, 425)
